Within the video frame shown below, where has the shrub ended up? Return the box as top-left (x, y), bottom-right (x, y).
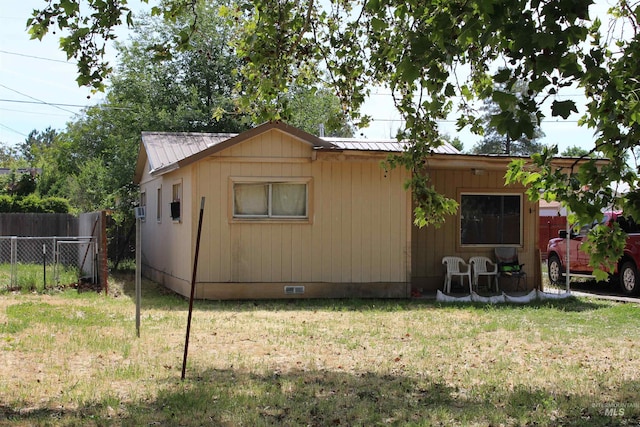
top-left (0, 194), bottom-right (13, 212)
top-left (0, 195), bottom-right (72, 213)
top-left (42, 197), bottom-right (71, 213)
top-left (15, 194), bottom-right (44, 213)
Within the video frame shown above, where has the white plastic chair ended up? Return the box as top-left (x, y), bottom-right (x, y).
top-left (469, 256), bottom-right (499, 292)
top-left (442, 256), bottom-right (472, 294)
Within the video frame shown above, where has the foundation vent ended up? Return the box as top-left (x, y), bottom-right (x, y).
top-left (284, 286), bottom-right (305, 295)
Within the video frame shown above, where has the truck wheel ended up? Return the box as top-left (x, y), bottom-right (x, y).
top-left (548, 255), bottom-right (564, 286)
top-left (619, 261), bottom-right (638, 296)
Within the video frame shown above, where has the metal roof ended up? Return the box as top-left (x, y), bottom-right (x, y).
top-left (141, 131), bottom-right (237, 173)
top-left (139, 124), bottom-right (461, 178)
top-left (322, 137), bottom-right (459, 154)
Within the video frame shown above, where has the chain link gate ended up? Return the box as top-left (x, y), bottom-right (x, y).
top-left (0, 236), bottom-right (96, 291)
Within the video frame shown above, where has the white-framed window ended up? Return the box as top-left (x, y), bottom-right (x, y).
top-left (231, 178), bottom-right (310, 220)
top-left (139, 191), bottom-right (147, 222)
top-left (460, 193), bottom-right (522, 246)
top-left (171, 182), bottom-right (182, 221)
top-left (156, 186), bottom-right (162, 223)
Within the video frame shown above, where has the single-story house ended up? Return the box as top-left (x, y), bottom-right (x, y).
top-left (133, 121), bottom-right (542, 299)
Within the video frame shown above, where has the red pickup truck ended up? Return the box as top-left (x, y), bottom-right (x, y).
top-left (546, 211), bottom-right (640, 295)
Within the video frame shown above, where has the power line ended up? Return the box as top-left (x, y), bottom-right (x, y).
top-left (0, 49), bottom-right (75, 65)
top-left (0, 99), bottom-right (134, 112)
top-left (370, 117), bottom-right (582, 124)
top-left (367, 89), bottom-right (587, 100)
top-left (0, 84), bottom-right (77, 114)
top-left (0, 99), bottom-right (88, 109)
top-left (0, 122), bottom-right (28, 138)
top-left (0, 106), bottom-right (72, 117)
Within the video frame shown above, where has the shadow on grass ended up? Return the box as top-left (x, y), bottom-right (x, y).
top-left (112, 271), bottom-right (612, 314)
top-left (429, 296), bottom-right (612, 313)
top-left (563, 278), bottom-right (635, 298)
top-left (2, 368), bottom-right (638, 426)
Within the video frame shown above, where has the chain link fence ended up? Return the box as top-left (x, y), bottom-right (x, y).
top-left (0, 236), bottom-right (97, 291)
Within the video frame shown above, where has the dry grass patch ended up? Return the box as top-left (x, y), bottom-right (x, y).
top-left (1, 274), bottom-right (639, 426)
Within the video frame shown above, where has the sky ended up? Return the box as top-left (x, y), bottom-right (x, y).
top-left (0, 1), bottom-right (97, 147)
top-left (0, 1), bottom-right (607, 153)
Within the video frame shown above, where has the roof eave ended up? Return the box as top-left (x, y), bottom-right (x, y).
top-left (150, 162), bottom-right (180, 177)
top-left (158, 121), bottom-right (340, 174)
top-left (133, 143), bottom-right (148, 185)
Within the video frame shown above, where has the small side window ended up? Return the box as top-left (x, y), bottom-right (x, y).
top-left (171, 183), bottom-right (182, 221)
top-left (139, 191), bottom-right (147, 222)
top-left (156, 187), bottom-right (162, 223)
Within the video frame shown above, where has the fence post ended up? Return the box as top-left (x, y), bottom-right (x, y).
top-left (10, 237), bottom-right (17, 289)
top-left (54, 237), bottom-right (59, 285)
top-left (43, 243), bottom-right (47, 289)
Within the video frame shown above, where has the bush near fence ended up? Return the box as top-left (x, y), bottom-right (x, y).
top-left (0, 195), bottom-right (71, 213)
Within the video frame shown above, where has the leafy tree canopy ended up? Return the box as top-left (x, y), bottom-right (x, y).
top-left (0, 143), bottom-right (26, 168)
top-left (471, 82), bottom-right (546, 155)
top-left (28, 0), bottom-right (640, 271)
top-left (561, 145), bottom-right (591, 158)
top-left (24, 3), bottom-right (353, 220)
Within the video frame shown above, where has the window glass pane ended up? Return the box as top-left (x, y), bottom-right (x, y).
top-left (157, 187), bottom-right (162, 221)
top-left (234, 183), bottom-right (268, 216)
top-left (272, 183), bottom-right (307, 216)
top-left (461, 194), bottom-right (521, 245)
top-left (172, 183), bottom-right (181, 201)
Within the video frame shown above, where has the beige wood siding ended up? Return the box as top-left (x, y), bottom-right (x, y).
top-left (139, 163), bottom-right (193, 290)
top-left (193, 131), bottom-right (411, 288)
top-left (411, 167), bottom-right (538, 291)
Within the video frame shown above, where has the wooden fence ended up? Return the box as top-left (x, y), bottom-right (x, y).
top-left (0, 213), bottom-right (78, 237)
top-left (539, 215), bottom-right (567, 260)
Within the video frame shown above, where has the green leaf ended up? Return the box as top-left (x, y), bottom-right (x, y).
top-left (550, 100), bottom-right (578, 119)
top-left (365, 0), bottom-right (381, 13)
top-left (493, 68), bottom-right (511, 84)
top-left (460, 85), bottom-right (473, 101)
top-left (370, 17), bottom-right (386, 32)
top-left (529, 76), bottom-right (551, 92)
top-left (533, 32), bottom-right (556, 49)
top-left (398, 58), bottom-right (421, 82)
top-left (522, 172), bottom-right (542, 186)
top-left (492, 91), bottom-right (517, 109)
top-left (59, 0), bottom-right (79, 16)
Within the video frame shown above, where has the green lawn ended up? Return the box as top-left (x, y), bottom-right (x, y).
top-left (0, 263), bottom-right (80, 292)
top-left (0, 273), bottom-right (639, 426)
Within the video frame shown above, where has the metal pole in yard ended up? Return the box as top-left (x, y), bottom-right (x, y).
top-left (43, 244), bottom-right (46, 289)
top-left (136, 215), bottom-right (141, 338)
top-left (565, 218), bottom-right (571, 292)
top-left (10, 237), bottom-right (17, 290)
top-left (133, 206), bottom-right (146, 337)
top-left (182, 197), bottom-right (205, 381)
